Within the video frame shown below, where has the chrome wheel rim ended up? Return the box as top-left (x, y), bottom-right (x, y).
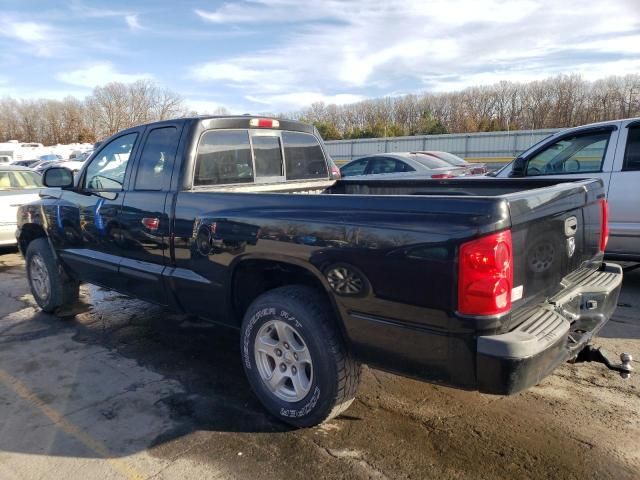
top-left (327, 266), bottom-right (364, 295)
top-left (30, 254), bottom-right (50, 301)
top-left (254, 319), bottom-right (313, 402)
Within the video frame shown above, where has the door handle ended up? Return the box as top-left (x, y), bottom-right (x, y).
top-left (141, 217), bottom-right (160, 231)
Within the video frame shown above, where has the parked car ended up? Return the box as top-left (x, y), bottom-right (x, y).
top-left (28, 154), bottom-right (64, 172)
top-left (491, 117), bottom-right (640, 261)
top-left (37, 154), bottom-right (63, 162)
top-left (0, 155), bottom-right (12, 164)
top-left (10, 159), bottom-right (40, 168)
top-left (340, 152), bottom-right (467, 179)
top-left (413, 150), bottom-right (488, 175)
top-left (0, 166), bottom-right (42, 247)
top-left (33, 159), bottom-right (86, 175)
top-left (17, 116), bottom-right (621, 427)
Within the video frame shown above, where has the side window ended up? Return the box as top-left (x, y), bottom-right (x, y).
top-left (526, 131), bottom-right (610, 176)
top-left (395, 160), bottom-right (414, 172)
top-left (135, 127), bottom-right (180, 190)
top-left (282, 131), bottom-right (328, 180)
top-left (623, 126), bottom-right (640, 171)
top-left (251, 135), bottom-right (283, 179)
top-left (369, 157), bottom-right (399, 174)
top-left (340, 158), bottom-right (368, 177)
top-left (195, 130), bottom-right (253, 186)
top-left (84, 133), bottom-right (138, 190)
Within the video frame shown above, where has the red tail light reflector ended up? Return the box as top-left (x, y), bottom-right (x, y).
top-left (330, 165), bottom-right (342, 179)
top-left (599, 198), bottom-right (609, 252)
top-left (141, 217), bottom-right (160, 231)
top-left (250, 118), bottom-right (280, 128)
top-left (431, 173), bottom-right (454, 179)
top-left (458, 230), bottom-right (513, 316)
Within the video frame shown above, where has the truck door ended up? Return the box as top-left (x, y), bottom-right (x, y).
top-left (117, 123), bottom-right (184, 305)
top-left (517, 127), bottom-right (618, 188)
top-left (606, 120), bottom-right (640, 258)
top-left (57, 131), bottom-right (141, 288)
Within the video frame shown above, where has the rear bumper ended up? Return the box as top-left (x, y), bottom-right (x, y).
top-left (476, 263), bottom-right (623, 394)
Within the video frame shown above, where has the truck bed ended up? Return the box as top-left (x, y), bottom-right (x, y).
top-left (329, 176), bottom-right (593, 197)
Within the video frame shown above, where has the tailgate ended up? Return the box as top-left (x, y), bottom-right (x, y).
top-left (505, 179), bottom-right (605, 313)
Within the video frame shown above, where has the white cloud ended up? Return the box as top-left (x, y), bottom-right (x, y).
top-left (125, 15), bottom-right (142, 31)
top-left (0, 18), bottom-right (56, 56)
top-left (185, 99), bottom-right (233, 114)
top-left (246, 92), bottom-right (366, 111)
top-left (56, 63), bottom-right (154, 88)
top-left (195, 1), bottom-right (337, 24)
top-left (189, 0), bottom-right (640, 111)
top-left (190, 63), bottom-right (266, 83)
top-left (69, 1), bottom-right (131, 18)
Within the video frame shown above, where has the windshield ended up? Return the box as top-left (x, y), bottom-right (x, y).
top-left (0, 170), bottom-right (42, 190)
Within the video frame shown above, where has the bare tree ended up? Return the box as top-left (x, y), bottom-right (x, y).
top-left (2, 74), bottom-right (640, 145)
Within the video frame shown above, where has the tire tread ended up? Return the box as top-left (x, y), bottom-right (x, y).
top-left (243, 285), bottom-right (361, 426)
top-left (26, 238), bottom-right (79, 312)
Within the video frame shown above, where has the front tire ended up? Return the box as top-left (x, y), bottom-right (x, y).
top-left (26, 238), bottom-right (79, 313)
top-left (241, 286), bottom-right (360, 427)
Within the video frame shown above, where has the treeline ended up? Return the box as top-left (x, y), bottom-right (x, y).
top-left (292, 74), bottom-right (640, 140)
top-left (1, 74), bottom-right (639, 145)
top-left (0, 80), bottom-right (190, 145)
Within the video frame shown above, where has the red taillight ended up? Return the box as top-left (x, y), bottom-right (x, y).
top-left (330, 165), bottom-right (341, 179)
top-left (249, 118), bottom-right (280, 128)
top-left (431, 173), bottom-right (454, 179)
top-left (458, 230), bottom-right (513, 316)
top-left (141, 217), bottom-right (160, 231)
top-left (599, 198), bottom-right (609, 252)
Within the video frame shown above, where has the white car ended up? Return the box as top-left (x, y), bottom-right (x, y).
top-left (0, 166), bottom-right (42, 247)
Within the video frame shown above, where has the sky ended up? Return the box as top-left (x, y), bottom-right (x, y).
top-left (0, 0), bottom-right (639, 114)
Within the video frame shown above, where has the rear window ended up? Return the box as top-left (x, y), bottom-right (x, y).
top-left (194, 129), bottom-right (328, 186)
top-left (282, 132), bottom-right (328, 180)
top-left (194, 130), bottom-right (253, 186)
top-left (252, 135), bottom-right (283, 178)
top-left (410, 154), bottom-right (451, 169)
top-left (428, 152), bottom-right (467, 166)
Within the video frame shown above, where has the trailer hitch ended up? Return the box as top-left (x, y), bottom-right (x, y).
top-left (573, 345), bottom-right (633, 378)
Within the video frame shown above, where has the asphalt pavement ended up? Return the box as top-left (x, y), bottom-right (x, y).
top-left (0, 249), bottom-right (638, 479)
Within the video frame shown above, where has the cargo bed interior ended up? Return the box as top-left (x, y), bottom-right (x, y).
top-left (328, 178), bottom-right (593, 197)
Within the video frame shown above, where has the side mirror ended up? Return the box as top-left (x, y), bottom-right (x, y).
top-left (510, 157), bottom-right (526, 177)
top-left (43, 167), bottom-right (74, 189)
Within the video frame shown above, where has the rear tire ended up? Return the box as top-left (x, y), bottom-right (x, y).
top-left (26, 238), bottom-right (79, 313)
top-left (241, 285), bottom-right (360, 427)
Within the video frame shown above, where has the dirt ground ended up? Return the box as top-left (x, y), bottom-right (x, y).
top-left (0, 248), bottom-right (638, 480)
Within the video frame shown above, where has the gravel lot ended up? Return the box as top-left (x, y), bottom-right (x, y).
top-left (0, 248), bottom-right (638, 480)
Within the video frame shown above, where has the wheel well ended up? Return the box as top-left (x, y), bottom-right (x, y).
top-left (18, 224), bottom-right (47, 255)
top-left (231, 259), bottom-right (336, 322)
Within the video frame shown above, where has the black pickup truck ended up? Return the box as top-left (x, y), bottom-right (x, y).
top-left (17, 116), bottom-right (623, 427)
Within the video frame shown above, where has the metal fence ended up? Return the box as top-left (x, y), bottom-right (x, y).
top-left (324, 128), bottom-right (561, 164)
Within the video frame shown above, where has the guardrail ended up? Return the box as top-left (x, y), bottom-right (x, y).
top-left (324, 128), bottom-right (561, 165)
